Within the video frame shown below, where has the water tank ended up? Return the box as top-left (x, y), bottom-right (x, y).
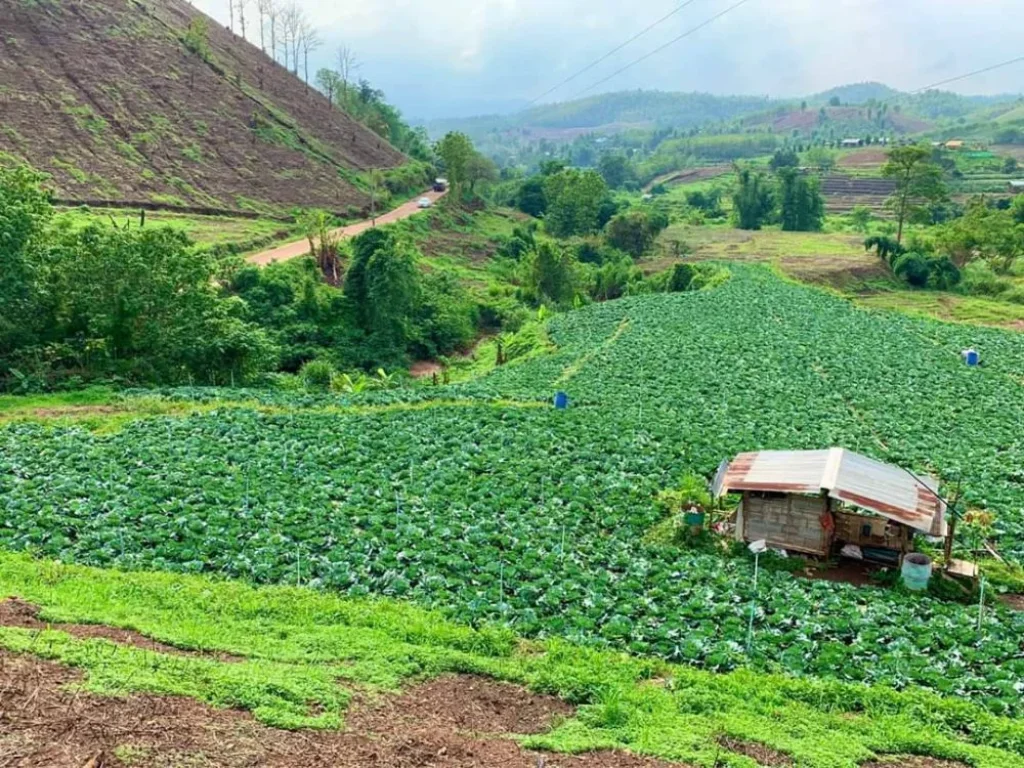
top-left (553, 391), bottom-right (569, 410)
top-left (901, 553), bottom-right (933, 591)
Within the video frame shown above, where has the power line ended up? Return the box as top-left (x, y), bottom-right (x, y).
top-left (526, 0), bottom-right (707, 107)
top-left (912, 55), bottom-right (1024, 94)
top-left (572, 0), bottom-right (756, 99)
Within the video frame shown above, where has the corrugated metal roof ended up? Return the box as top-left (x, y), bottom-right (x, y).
top-left (716, 448), bottom-right (946, 535)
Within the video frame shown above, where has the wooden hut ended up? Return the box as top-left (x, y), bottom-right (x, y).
top-left (712, 449), bottom-right (946, 563)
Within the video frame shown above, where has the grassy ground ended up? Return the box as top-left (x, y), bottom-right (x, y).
top-left (855, 291), bottom-right (1024, 329)
top-left (1, 552), bottom-right (1022, 767)
top-left (51, 207), bottom-right (297, 252)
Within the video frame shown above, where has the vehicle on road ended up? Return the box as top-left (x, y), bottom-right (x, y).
top-left (432, 178), bottom-right (448, 192)
top-left (418, 197), bottom-right (433, 209)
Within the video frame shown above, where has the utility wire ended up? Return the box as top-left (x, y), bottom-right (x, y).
top-left (572, 0), bottom-right (756, 99)
top-left (912, 55), bottom-right (1024, 93)
top-left (526, 0), bottom-right (706, 107)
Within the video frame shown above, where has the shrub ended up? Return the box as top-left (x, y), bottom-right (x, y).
top-left (299, 359), bottom-right (335, 392)
top-left (893, 252), bottom-right (931, 287)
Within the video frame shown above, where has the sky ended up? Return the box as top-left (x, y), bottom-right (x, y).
top-left (194, 0), bottom-right (1024, 121)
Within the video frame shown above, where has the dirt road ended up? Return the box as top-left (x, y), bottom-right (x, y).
top-left (247, 189), bottom-right (446, 266)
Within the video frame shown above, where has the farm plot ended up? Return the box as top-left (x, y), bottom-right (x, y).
top-left (3, 267), bottom-right (1024, 716)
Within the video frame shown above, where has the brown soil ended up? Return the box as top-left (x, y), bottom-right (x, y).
top-left (0, 0), bottom-right (403, 213)
top-left (838, 148), bottom-right (889, 168)
top-left (0, 652), bottom-right (687, 768)
top-left (862, 758), bottom-right (970, 768)
top-left (410, 360), bottom-right (444, 379)
top-left (999, 594), bottom-right (1024, 612)
top-left (717, 736), bottom-right (793, 766)
top-left (796, 560), bottom-right (886, 588)
top-left (0, 598), bottom-right (241, 662)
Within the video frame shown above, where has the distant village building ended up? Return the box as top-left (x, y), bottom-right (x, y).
top-left (841, 138), bottom-right (864, 148)
top-left (944, 140), bottom-right (965, 150)
top-left (1009, 180), bottom-right (1024, 193)
top-left (713, 449), bottom-right (947, 564)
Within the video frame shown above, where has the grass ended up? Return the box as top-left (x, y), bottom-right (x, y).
top-left (0, 553), bottom-right (1022, 766)
top-left (856, 291), bottom-right (1024, 329)
top-left (51, 207), bottom-right (295, 249)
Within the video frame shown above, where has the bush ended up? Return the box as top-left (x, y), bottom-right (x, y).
top-left (299, 359), bottom-right (335, 392)
top-left (960, 260), bottom-right (1011, 297)
top-left (893, 252), bottom-right (931, 287)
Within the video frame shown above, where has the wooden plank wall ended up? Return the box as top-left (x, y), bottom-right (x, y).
top-left (743, 493), bottom-right (830, 555)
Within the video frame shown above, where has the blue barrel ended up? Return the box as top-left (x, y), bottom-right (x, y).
top-left (553, 391), bottom-right (569, 410)
top-left (901, 553), bottom-right (932, 591)
top-left (964, 349), bottom-right (980, 367)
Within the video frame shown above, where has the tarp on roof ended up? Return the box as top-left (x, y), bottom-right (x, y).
top-left (714, 448), bottom-right (946, 536)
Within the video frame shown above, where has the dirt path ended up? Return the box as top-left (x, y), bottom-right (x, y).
top-left (247, 189), bottom-right (447, 266)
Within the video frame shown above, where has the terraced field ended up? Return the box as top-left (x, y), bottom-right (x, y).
top-left (3, 266), bottom-right (1023, 722)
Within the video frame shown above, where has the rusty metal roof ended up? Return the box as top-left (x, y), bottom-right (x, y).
top-left (713, 448), bottom-right (947, 535)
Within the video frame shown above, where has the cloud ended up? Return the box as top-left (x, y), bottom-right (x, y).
top-left (194, 0), bottom-right (1024, 119)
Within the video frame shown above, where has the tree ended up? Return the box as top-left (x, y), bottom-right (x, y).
top-left (344, 229), bottom-right (420, 354)
top-left (255, 0), bottom-right (273, 53)
top-left (298, 209), bottom-right (341, 285)
top-left (864, 235), bottom-right (905, 266)
top-left (1005, 157), bottom-right (1020, 174)
top-left (805, 146), bottom-right (836, 171)
top-left (235, 0), bottom-right (248, 40)
top-left (0, 162), bottom-right (52, 354)
top-left (848, 205), bottom-right (873, 233)
top-left (1013, 194), bottom-right (1024, 226)
top-left (515, 177), bottom-right (547, 217)
top-left (605, 210), bottom-right (669, 258)
top-left (336, 45), bottom-right (360, 108)
top-left (542, 169), bottom-right (608, 238)
top-left (769, 148), bottom-right (799, 171)
top-left (526, 240), bottom-right (576, 305)
top-left (465, 153), bottom-right (498, 194)
top-left (435, 132), bottom-right (474, 194)
top-left (267, 0), bottom-right (279, 62)
top-left (777, 168), bottom-right (824, 232)
top-left (298, 20), bottom-right (321, 85)
top-left (881, 145), bottom-right (947, 244)
top-left (732, 167), bottom-right (774, 230)
top-left (598, 152), bottom-right (634, 189)
top-left (315, 69), bottom-right (342, 106)
top-left (366, 168), bottom-right (384, 225)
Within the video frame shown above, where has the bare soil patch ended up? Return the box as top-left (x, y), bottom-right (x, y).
top-left (0, 651), bottom-right (687, 768)
top-left (862, 758), bottom-right (970, 768)
top-left (999, 594), bottom-right (1024, 612)
top-left (838, 149), bottom-right (889, 168)
top-left (717, 736), bottom-right (793, 766)
top-left (0, 599), bottom-right (241, 662)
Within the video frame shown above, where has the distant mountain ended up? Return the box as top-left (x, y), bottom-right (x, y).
top-left (424, 90), bottom-right (776, 140)
top-left (809, 82), bottom-right (904, 106)
top-left (0, 0), bottom-right (406, 213)
top-left (424, 83), bottom-right (1023, 144)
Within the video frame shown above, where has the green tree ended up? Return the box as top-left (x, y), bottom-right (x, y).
top-left (0, 162), bottom-right (53, 354)
top-left (1003, 157), bottom-right (1019, 175)
top-left (526, 240), bottom-right (576, 305)
top-left (314, 69), bottom-right (342, 107)
top-left (848, 205), bottom-right (873, 234)
top-left (605, 209), bottom-right (669, 258)
top-left (543, 169), bottom-right (608, 238)
top-left (515, 177), bottom-right (548, 217)
top-left (598, 152), bottom-right (634, 189)
top-left (805, 146), bottom-right (837, 171)
top-left (435, 132), bottom-right (474, 194)
top-left (881, 145), bottom-right (947, 244)
top-left (345, 228), bottom-right (421, 355)
top-left (769, 148), bottom-right (800, 171)
top-left (465, 153), bottom-right (498, 195)
top-left (1012, 194), bottom-right (1024, 226)
top-left (732, 167), bottom-right (774, 230)
top-left (777, 168), bottom-right (824, 232)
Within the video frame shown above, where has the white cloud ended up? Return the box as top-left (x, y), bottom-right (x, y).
top-left (193, 0), bottom-right (1024, 118)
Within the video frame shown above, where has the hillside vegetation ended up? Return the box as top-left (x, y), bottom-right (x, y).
top-left (0, 0), bottom-right (408, 213)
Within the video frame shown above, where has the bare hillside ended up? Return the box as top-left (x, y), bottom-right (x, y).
top-left (0, 0), bottom-right (406, 213)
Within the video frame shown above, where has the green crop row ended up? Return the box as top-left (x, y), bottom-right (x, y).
top-left (2, 266), bottom-right (1023, 715)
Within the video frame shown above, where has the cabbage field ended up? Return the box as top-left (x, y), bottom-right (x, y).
top-left (2, 266), bottom-right (1023, 715)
